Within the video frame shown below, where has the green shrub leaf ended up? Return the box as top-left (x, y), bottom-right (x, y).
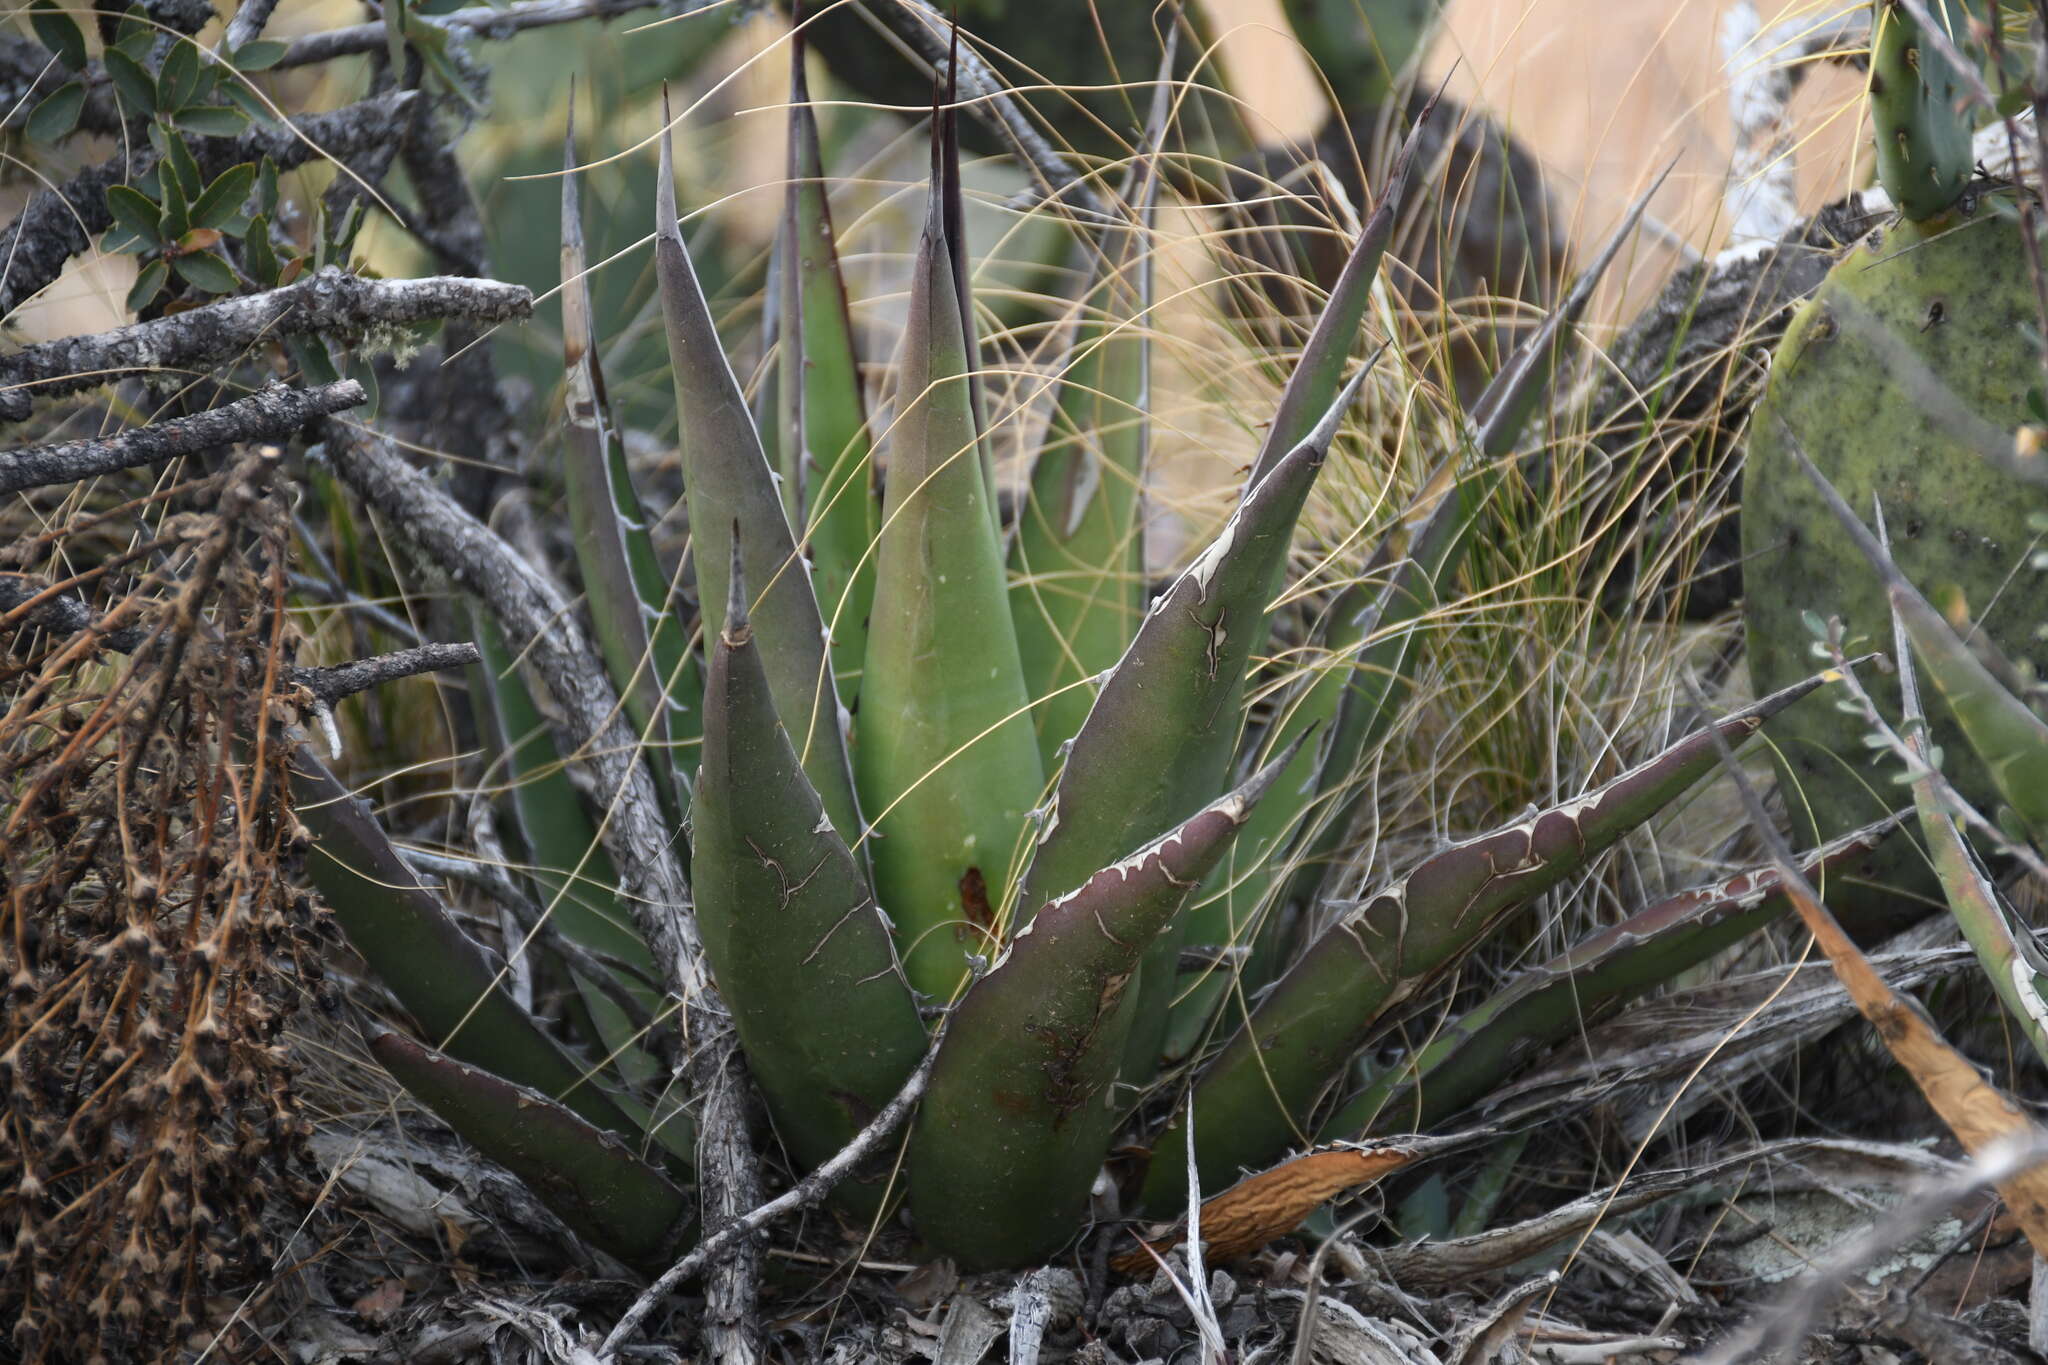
top-left (29, 0), bottom-right (86, 70)
top-left (26, 82), bottom-right (86, 142)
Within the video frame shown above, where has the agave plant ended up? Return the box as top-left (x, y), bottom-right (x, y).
top-left (287, 19), bottom-right (1869, 1279)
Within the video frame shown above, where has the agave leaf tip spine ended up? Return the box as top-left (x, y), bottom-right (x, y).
top-left (1310, 347), bottom-right (1381, 448)
top-left (656, 82), bottom-right (679, 245)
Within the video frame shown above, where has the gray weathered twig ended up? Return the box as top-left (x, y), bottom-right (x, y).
top-left (318, 420), bottom-right (704, 1005)
top-left (0, 269), bottom-right (527, 421)
top-left (0, 381), bottom-right (366, 493)
top-left (0, 90), bottom-right (419, 326)
top-left (274, 0), bottom-right (718, 70)
top-left (295, 642), bottom-right (481, 705)
top-left (222, 0), bottom-right (285, 54)
top-left (860, 0), bottom-right (1103, 221)
top-left (597, 1027), bottom-right (946, 1360)
top-left (691, 1032), bottom-right (764, 1365)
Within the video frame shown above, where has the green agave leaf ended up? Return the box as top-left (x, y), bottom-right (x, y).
top-left (1142, 667), bottom-right (1836, 1207)
top-left (1016, 369), bottom-right (1372, 1091)
top-left (293, 753), bottom-right (643, 1142)
top-left (471, 617), bottom-right (666, 1091)
top-left (857, 110), bottom-right (1045, 999)
top-left (1008, 39), bottom-right (1172, 772)
top-left (1243, 78), bottom-right (1437, 489)
top-left (934, 34), bottom-right (995, 527)
top-left (1888, 579), bottom-right (2048, 1070)
top-left (370, 1032), bottom-right (694, 1273)
top-left (1163, 158), bottom-right (1672, 1068)
top-left (562, 111), bottom-right (683, 822)
top-left (1324, 814), bottom-right (1904, 1139)
top-left (694, 544), bottom-right (927, 1215)
top-left (907, 737), bottom-right (1303, 1271)
top-left (775, 23), bottom-right (878, 702)
top-left (656, 89), bottom-right (860, 847)
top-left (1163, 583), bottom-right (1375, 1065)
top-left (1276, 162), bottom-right (1676, 928)
top-left (1787, 434), bottom-right (2048, 841)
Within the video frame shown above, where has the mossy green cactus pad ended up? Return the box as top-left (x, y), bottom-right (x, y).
top-left (1743, 206), bottom-right (2048, 932)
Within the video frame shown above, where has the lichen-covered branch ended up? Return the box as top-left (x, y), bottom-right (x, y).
top-left (1721, 2), bottom-right (1866, 250)
top-left (0, 269), bottom-right (527, 421)
top-left (222, 0), bottom-right (284, 53)
top-left (864, 0), bottom-right (1102, 220)
top-left (0, 381), bottom-right (366, 493)
top-left (295, 642), bottom-right (482, 705)
top-left (274, 0), bottom-right (717, 70)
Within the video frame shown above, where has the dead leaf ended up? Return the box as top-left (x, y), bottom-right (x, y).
top-left (1780, 878), bottom-right (2048, 1255)
top-left (1114, 1141), bottom-right (1428, 1274)
top-left (352, 1277), bottom-right (405, 1323)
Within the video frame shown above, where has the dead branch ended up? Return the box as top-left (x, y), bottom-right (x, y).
top-left (0, 572), bottom-right (476, 707)
top-left (316, 420), bottom-right (705, 1006)
top-left (294, 642), bottom-right (481, 705)
top-left (222, 0), bottom-right (284, 53)
top-left (0, 90), bottom-right (419, 326)
top-left (691, 1033), bottom-right (764, 1365)
top-left (0, 269), bottom-right (528, 421)
top-left (274, 0), bottom-right (720, 70)
top-left (864, 0), bottom-right (1103, 222)
top-left (0, 381), bottom-right (366, 493)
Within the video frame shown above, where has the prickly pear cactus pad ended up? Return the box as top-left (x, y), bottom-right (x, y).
top-left (1742, 205), bottom-right (2048, 929)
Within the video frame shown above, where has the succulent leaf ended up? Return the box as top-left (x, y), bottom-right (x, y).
top-left (561, 112), bottom-right (683, 822)
top-left (854, 121), bottom-right (1047, 1000)
top-left (1143, 668), bottom-right (1837, 1206)
top-left (1322, 815), bottom-right (1904, 1139)
top-left (1890, 593), bottom-right (2048, 1071)
top-left (1169, 176), bottom-right (1667, 1061)
top-left (1871, 0), bottom-right (1976, 223)
top-left (294, 754), bottom-right (646, 1142)
top-left (656, 90), bottom-right (862, 848)
top-left (1007, 45), bottom-right (1172, 770)
top-left (776, 23), bottom-right (879, 699)
top-left (1742, 207), bottom-right (2048, 930)
top-left (1276, 166), bottom-right (1675, 927)
top-left (370, 1032), bottom-right (694, 1273)
top-left (694, 543), bottom-right (928, 1214)
top-left (470, 616), bottom-right (685, 1125)
top-left (906, 738), bottom-right (1304, 1269)
top-left (1244, 87), bottom-right (1434, 490)
top-left (1016, 369), bottom-right (1370, 1093)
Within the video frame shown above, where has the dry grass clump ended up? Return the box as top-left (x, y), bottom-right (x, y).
top-left (0, 449), bottom-right (331, 1364)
